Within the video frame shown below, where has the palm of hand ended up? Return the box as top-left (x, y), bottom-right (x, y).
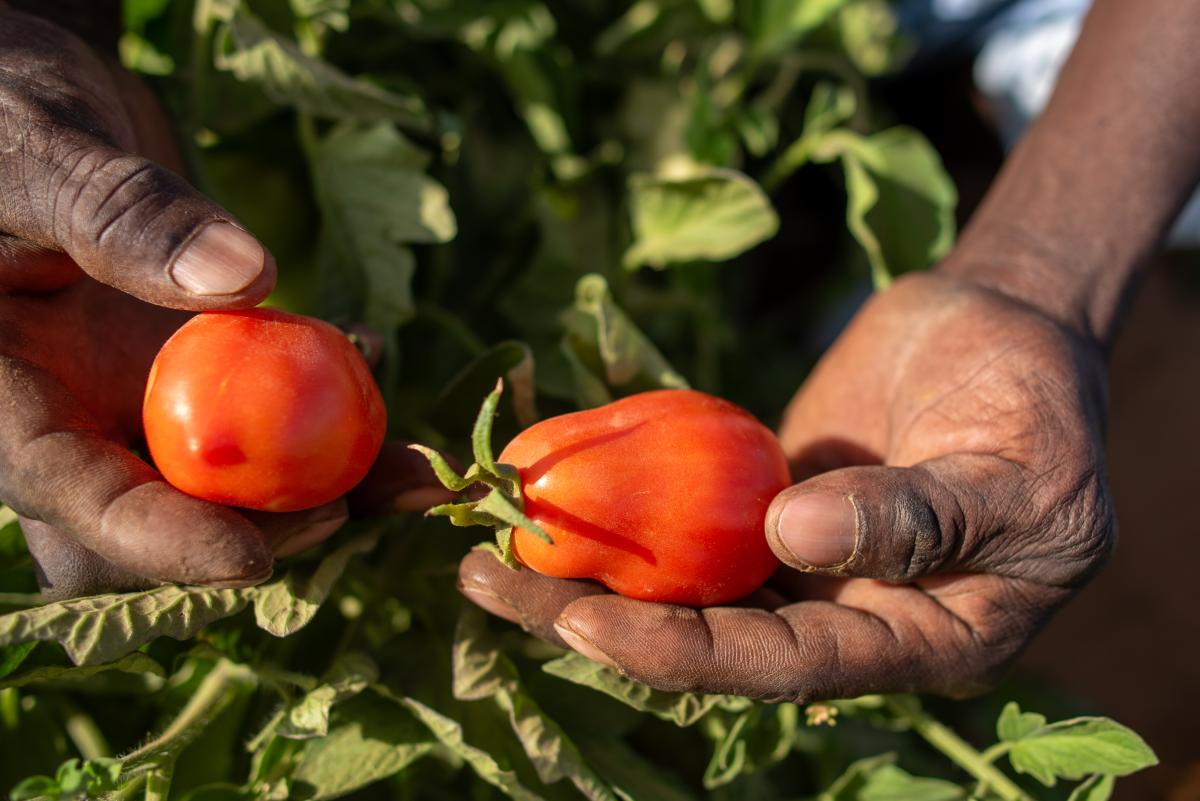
top-left (459, 274), bottom-right (1114, 701)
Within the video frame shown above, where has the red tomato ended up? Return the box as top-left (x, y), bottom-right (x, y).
top-left (500, 389), bottom-right (789, 606)
top-left (143, 309), bottom-right (386, 512)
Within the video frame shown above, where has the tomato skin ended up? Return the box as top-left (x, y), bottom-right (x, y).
top-left (501, 389), bottom-right (789, 607)
top-left (143, 309), bottom-right (386, 512)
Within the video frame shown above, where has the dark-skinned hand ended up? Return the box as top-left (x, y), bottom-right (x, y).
top-left (0, 5), bottom-right (450, 600)
top-left (458, 273), bottom-right (1114, 701)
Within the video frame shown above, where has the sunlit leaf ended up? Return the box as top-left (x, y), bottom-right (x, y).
top-left (811, 127), bottom-right (956, 287)
top-left (624, 168), bottom-right (779, 269)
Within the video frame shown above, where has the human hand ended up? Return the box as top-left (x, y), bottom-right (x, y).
top-left (0, 6), bottom-right (449, 600)
top-left (457, 272), bottom-right (1114, 701)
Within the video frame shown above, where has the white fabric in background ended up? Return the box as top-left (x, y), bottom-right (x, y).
top-left (898, 0), bottom-right (1200, 247)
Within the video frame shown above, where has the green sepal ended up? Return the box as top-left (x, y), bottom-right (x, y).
top-left (471, 379), bottom-right (504, 473)
top-left (427, 502), bottom-right (499, 529)
top-left (412, 381), bottom-right (553, 568)
top-left (408, 445), bottom-right (474, 492)
top-left (476, 490), bottom-right (552, 545)
top-left (492, 531), bottom-right (520, 570)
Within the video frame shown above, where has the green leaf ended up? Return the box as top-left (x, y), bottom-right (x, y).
top-left (542, 653), bottom-right (727, 727)
top-left (452, 606), bottom-right (618, 801)
top-left (836, 0), bottom-right (902, 76)
top-left (764, 82), bottom-right (857, 189)
top-left (0, 586), bottom-right (250, 666)
top-left (576, 734), bottom-right (698, 801)
top-left (290, 0), bottom-right (350, 40)
top-left (435, 341), bottom-right (540, 433)
top-left (379, 690), bottom-right (544, 801)
top-left (291, 694), bottom-right (437, 800)
top-left (858, 764), bottom-right (966, 801)
top-left (276, 653), bottom-right (378, 740)
top-left (696, 0), bottom-right (733, 24)
top-left (816, 753), bottom-right (897, 800)
top-left (700, 704), bottom-right (798, 789)
top-left (997, 701), bottom-right (1046, 742)
top-left (8, 775), bottom-right (58, 801)
top-left (313, 122), bottom-right (456, 332)
top-left (746, 0), bottom-right (850, 56)
top-left (206, 2), bottom-right (432, 132)
top-left (1066, 774), bottom-right (1115, 801)
top-left (252, 527), bottom-right (381, 637)
top-left (120, 32), bottom-right (175, 75)
top-left (623, 168), bottom-right (779, 269)
top-left (702, 710), bottom-right (752, 789)
top-left (596, 1), bottom-right (662, 55)
top-left (10, 757), bottom-right (122, 801)
top-left (1003, 712), bottom-right (1158, 787)
top-left (0, 651), bottom-right (163, 690)
top-left (0, 642), bottom-right (36, 681)
top-left (811, 127), bottom-right (957, 288)
top-left (562, 274), bottom-right (689, 399)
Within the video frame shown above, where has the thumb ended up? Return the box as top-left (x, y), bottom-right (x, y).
top-left (1, 141), bottom-right (275, 309)
top-left (765, 457), bottom-right (1006, 581)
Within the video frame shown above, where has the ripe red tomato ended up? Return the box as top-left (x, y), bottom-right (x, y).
top-left (500, 389), bottom-right (789, 606)
top-left (143, 309), bottom-right (386, 512)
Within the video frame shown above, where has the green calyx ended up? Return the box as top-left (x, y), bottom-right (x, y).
top-left (410, 379), bottom-right (552, 569)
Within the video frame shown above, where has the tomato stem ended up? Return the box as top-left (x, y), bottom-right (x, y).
top-left (884, 696), bottom-right (1030, 801)
top-left (415, 381), bottom-right (553, 565)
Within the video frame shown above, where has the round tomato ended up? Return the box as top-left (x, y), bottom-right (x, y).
top-left (143, 309), bottom-right (386, 512)
top-left (500, 389), bottom-right (789, 606)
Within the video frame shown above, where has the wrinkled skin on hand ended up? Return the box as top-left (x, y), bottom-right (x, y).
top-left (459, 273), bottom-right (1115, 701)
top-left (0, 6), bottom-right (449, 599)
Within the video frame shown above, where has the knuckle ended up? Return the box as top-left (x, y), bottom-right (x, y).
top-left (891, 469), bottom-right (964, 580)
top-left (51, 150), bottom-right (179, 252)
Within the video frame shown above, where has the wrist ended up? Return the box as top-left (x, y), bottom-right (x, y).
top-left (936, 218), bottom-right (1135, 350)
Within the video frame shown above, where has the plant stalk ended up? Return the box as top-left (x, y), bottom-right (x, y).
top-left (122, 659), bottom-right (255, 768)
top-left (884, 697), bottom-right (1030, 801)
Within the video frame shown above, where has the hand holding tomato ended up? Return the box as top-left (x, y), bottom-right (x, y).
top-left (0, 7), bottom-right (450, 599)
top-left (459, 273), bottom-right (1114, 701)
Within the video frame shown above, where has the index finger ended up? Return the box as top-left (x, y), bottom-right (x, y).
top-left (553, 576), bottom-right (1022, 702)
top-left (0, 354), bottom-right (273, 586)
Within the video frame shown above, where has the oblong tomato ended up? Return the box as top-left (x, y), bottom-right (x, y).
top-left (143, 309), bottom-right (386, 512)
top-left (500, 389), bottom-right (789, 606)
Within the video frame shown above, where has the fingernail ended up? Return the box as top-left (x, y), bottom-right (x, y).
top-left (273, 516), bottom-right (346, 558)
top-left (554, 622), bottom-right (618, 670)
top-left (775, 493), bottom-right (858, 568)
top-left (170, 222), bottom-right (264, 295)
top-left (459, 584), bottom-right (522, 626)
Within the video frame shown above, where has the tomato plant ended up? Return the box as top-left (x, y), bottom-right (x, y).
top-left (142, 309), bottom-right (386, 512)
top-left (0, 2), bottom-right (1162, 800)
top-left (496, 389), bottom-right (789, 606)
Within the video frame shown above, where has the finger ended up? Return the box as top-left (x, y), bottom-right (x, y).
top-left (347, 441), bottom-right (458, 516)
top-left (457, 548), bottom-right (606, 646)
top-left (243, 499), bottom-right (349, 558)
top-left (0, 13), bottom-right (273, 308)
top-left (0, 355), bottom-right (273, 586)
top-left (0, 237), bottom-right (84, 293)
top-left (763, 456), bottom-right (1023, 582)
top-left (553, 587), bottom-right (993, 701)
top-left (0, 136), bottom-right (275, 309)
top-left (21, 517), bottom-right (157, 600)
